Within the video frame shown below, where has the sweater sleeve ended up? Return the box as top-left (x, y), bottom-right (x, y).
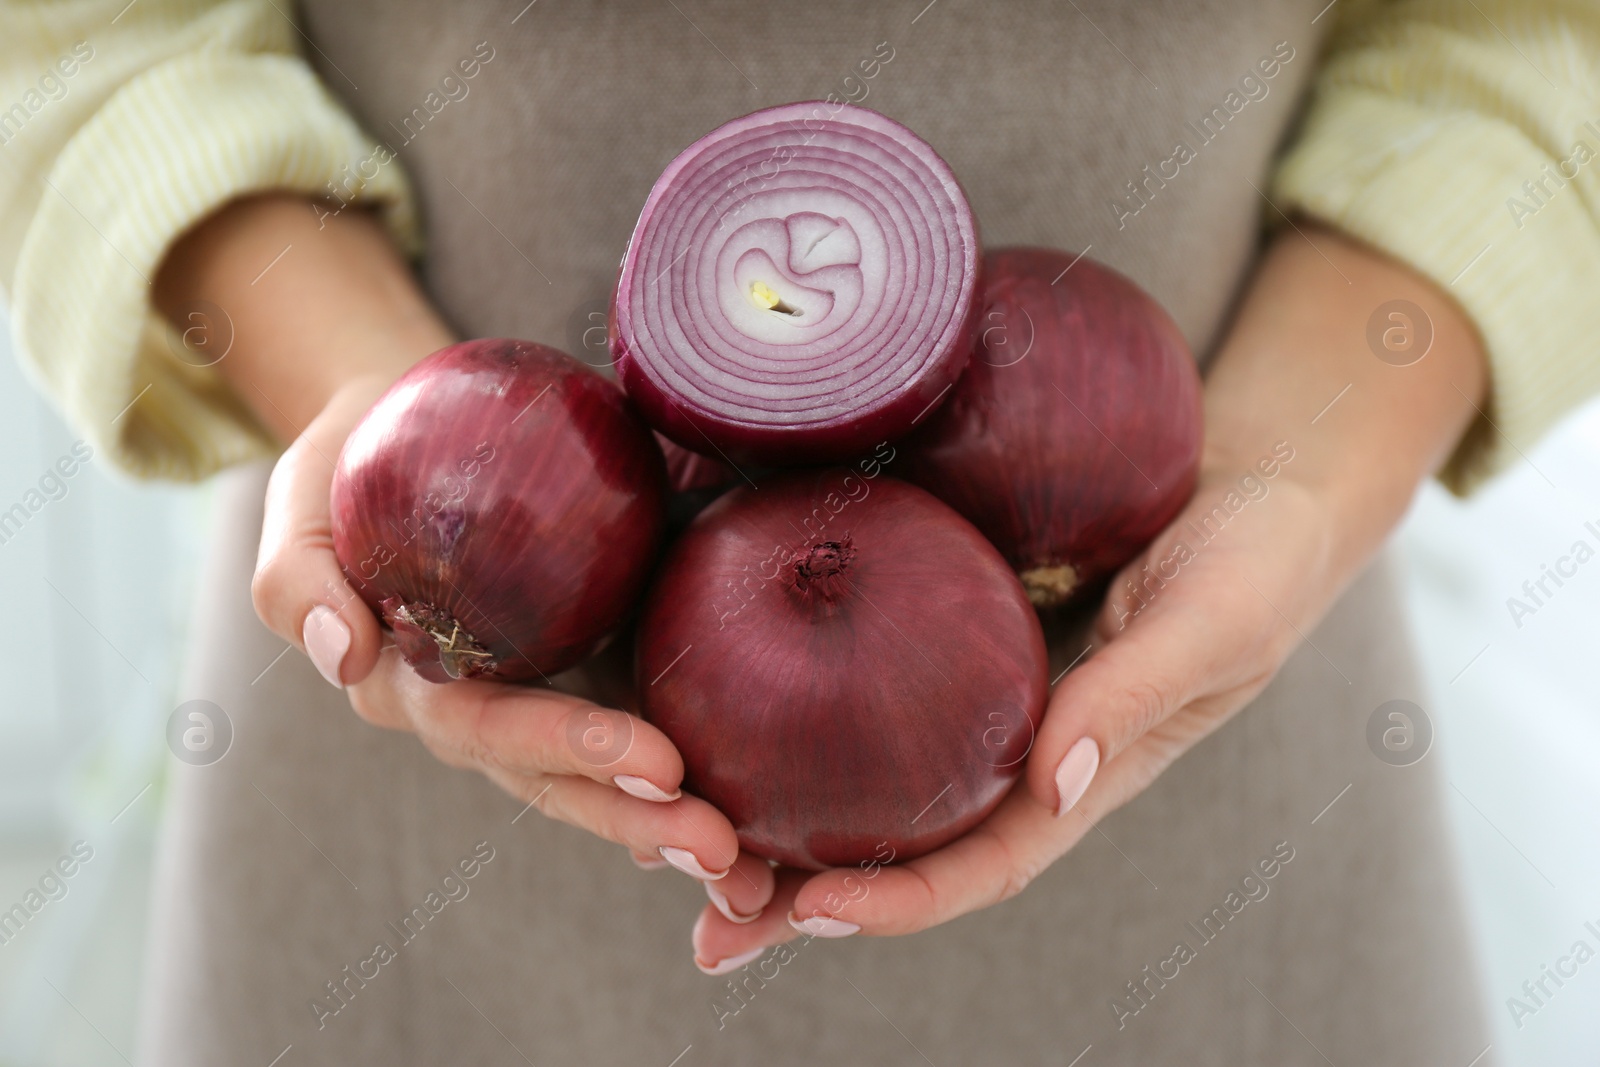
top-left (0, 0), bottom-right (418, 481)
top-left (1271, 0), bottom-right (1600, 494)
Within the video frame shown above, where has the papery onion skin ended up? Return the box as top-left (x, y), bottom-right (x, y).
top-left (637, 472), bottom-right (1048, 869)
top-left (656, 430), bottom-right (737, 494)
top-left (656, 431), bottom-right (742, 534)
top-left (331, 339), bottom-right (667, 683)
top-left (612, 101), bottom-right (981, 466)
top-left (901, 248), bottom-right (1203, 608)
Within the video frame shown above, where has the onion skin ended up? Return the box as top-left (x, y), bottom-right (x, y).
top-left (637, 473), bottom-right (1048, 869)
top-left (656, 431), bottom-right (737, 494)
top-left (331, 339), bottom-right (667, 683)
top-left (656, 432), bottom-right (741, 534)
top-left (901, 248), bottom-right (1203, 608)
top-left (612, 101), bottom-right (981, 466)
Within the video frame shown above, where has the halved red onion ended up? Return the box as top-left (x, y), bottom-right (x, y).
top-left (612, 101), bottom-right (981, 465)
top-left (902, 248), bottom-right (1202, 607)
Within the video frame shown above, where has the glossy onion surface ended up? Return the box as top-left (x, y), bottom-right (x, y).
top-left (902, 248), bottom-right (1202, 607)
top-left (612, 101), bottom-right (980, 466)
top-left (637, 472), bottom-right (1048, 869)
top-left (331, 339), bottom-right (667, 683)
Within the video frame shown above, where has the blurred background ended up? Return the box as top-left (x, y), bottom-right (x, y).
top-left (0, 314), bottom-right (1595, 1065)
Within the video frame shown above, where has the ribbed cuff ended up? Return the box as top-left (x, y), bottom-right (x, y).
top-left (1272, 84), bottom-right (1600, 494)
top-left (12, 51), bottom-right (419, 482)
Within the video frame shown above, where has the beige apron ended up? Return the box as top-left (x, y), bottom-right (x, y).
top-left (139, 2), bottom-right (1496, 1062)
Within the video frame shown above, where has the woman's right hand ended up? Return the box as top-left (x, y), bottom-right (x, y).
top-left (155, 193), bottom-right (750, 894)
top-left (249, 373), bottom-right (747, 882)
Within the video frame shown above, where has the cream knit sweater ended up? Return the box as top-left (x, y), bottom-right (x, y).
top-left (1, 0), bottom-right (1596, 492)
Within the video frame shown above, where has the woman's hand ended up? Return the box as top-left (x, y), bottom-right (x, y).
top-left (689, 223), bottom-right (1489, 971)
top-left (252, 377), bottom-right (744, 878)
top-left (155, 194), bottom-right (749, 885)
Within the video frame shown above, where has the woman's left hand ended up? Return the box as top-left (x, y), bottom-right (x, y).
top-left (688, 223), bottom-right (1490, 973)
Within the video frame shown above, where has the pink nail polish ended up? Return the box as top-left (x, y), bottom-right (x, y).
top-left (706, 882), bottom-right (762, 924)
top-left (614, 775), bottom-right (681, 802)
top-left (1054, 736), bottom-right (1101, 816)
top-left (658, 845), bottom-right (727, 881)
top-left (696, 946), bottom-right (765, 976)
top-left (303, 605), bottom-right (351, 689)
top-left (787, 912), bottom-right (860, 938)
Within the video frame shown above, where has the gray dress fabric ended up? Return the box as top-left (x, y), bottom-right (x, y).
top-left (138, 1), bottom-right (1498, 1062)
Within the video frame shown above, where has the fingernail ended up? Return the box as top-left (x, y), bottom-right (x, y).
top-left (630, 851), bottom-right (669, 871)
top-left (658, 845), bottom-right (727, 881)
top-left (1054, 736), bottom-right (1101, 817)
top-left (695, 946), bottom-right (765, 976)
top-left (614, 775), bottom-right (681, 802)
top-left (706, 883), bottom-right (762, 924)
top-left (304, 605), bottom-right (351, 689)
top-left (788, 912), bottom-right (860, 938)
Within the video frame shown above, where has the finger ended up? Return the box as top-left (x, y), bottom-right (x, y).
top-left (788, 788), bottom-right (1090, 937)
top-left (702, 850), bottom-right (776, 926)
top-left (482, 767), bottom-right (740, 876)
top-left (630, 849), bottom-right (669, 871)
top-left (780, 711), bottom-right (1233, 939)
top-left (353, 649), bottom-right (689, 797)
top-left (693, 868), bottom-right (807, 974)
top-left (1025, 556), bottom-right (1268, 816)
top-left (252, 383), bottom-right (389, 689)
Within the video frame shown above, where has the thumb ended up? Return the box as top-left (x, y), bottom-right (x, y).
top-left (1023, 576), bottom-right (1243, 816)
top-left (252, 381), bottom-right (388, 690)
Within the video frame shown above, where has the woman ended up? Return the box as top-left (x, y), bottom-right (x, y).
top-left (4, 0), bottom-right (1596, 1061)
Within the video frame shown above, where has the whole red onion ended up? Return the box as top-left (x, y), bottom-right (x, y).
top-left (902, 248), bottom-right (1202, 607)
top-left (611, 101), bottom-right (981, 466)
top-left (637, 472), bottom-right (1048, 869)
top-left (331, 339), bottom-right (667, 683)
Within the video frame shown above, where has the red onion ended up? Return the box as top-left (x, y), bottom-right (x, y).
top-left (331, 339), bottom-right (667, 683)
top-left (637, 472), bottom-right (1048, 869)
top-left (611, 101), bottom-right (981, 466)
top-left (656, 432), bottom-right (741, 533)
top-left (902, 248), bottom-right (1202, 607)
top-left (656, 431), bottom-right (737, 494)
